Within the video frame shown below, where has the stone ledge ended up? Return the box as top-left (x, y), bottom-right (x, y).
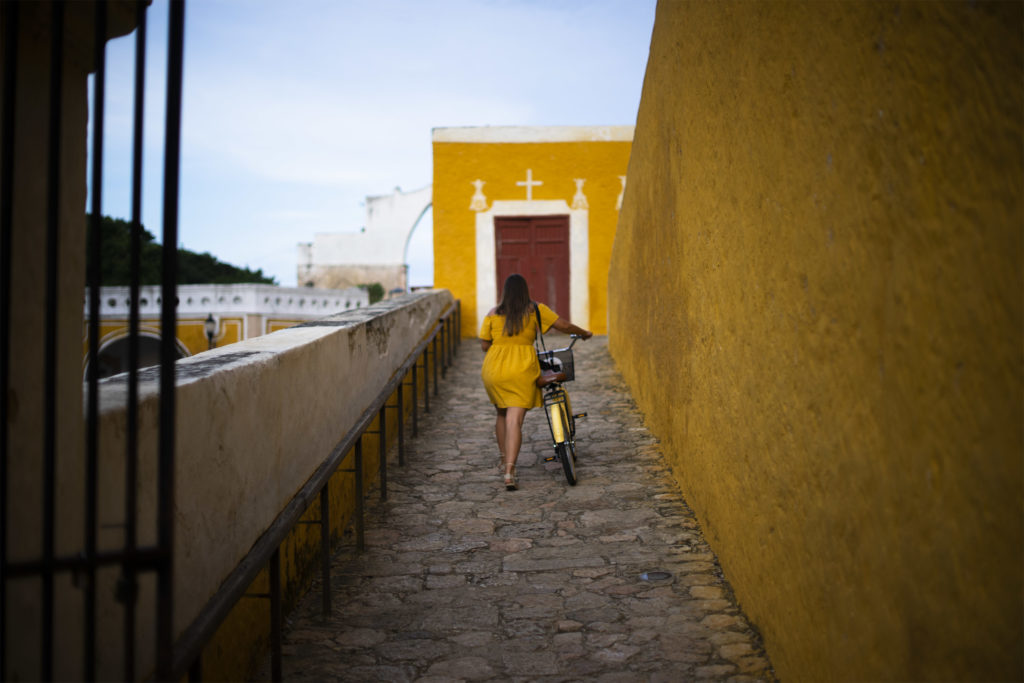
top-left (87, 289), bottom-right (453, 673)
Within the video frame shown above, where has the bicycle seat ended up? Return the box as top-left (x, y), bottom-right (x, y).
top-left (536, 370), bottom-right (567, 388)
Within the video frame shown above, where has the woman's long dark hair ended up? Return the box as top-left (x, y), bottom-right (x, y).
top-left (495, 273), bottom-right (533, 336)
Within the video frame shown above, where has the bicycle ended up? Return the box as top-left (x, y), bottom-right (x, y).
top-left (536, 335), bottom-right (586, 485)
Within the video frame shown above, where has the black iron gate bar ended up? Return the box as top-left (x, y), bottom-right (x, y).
top-left (0, 1), bottom-right (182, 680)
top-left (169, 301), bottom-right (460, 683)
top-left (42, 4), bottom-right (66, 678)
top-left (85, 3), bottom-right (108, 678)
top-left (123, 3), bottom-right (149, 680)
top-left (158, 2), bottom-right (187, 674)
top-left (0, 2), bottom-right (19, 679)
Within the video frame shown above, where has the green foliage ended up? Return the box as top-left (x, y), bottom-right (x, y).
top-left (86, 215), bottom-right (277, 285)
top-left (359, 282), bottom-right (385, 304)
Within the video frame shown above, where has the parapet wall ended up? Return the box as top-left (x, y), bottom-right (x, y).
top-left (165, 290), bottom-right (448, 629)
top-left (6, 289), bottom-right (453, 680)
top-left (608, 2), bottom-right (1022, 680)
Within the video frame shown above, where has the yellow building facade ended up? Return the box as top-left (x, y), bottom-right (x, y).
top-left (609, 2), bottom-right (1022, 681)
top-left (432, 126), bottom-right (632, 337)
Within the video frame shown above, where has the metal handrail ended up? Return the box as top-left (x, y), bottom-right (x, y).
top-left (170, 300), bottom-right (461, 682)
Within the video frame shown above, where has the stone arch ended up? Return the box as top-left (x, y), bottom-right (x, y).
top-left (85, 330), bottom-right (190, 380)
top-left (401, 201), bottom-right (433, 271)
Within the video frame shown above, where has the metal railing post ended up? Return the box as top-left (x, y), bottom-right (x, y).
top-left (320, 486), bottom-right (330, 618)
top-left (269, 549), bottom-right (282, 683)
top-left (378, 406), bottom-right (387, 501)
top-left (423, 348), bottom-right (430, 413)
top-left (447, 315), bottom-right (454, 368)
top-left (432, 334), bottom-right (440, 397)
top-left (411, 366), bottom-right (418, 436)
top-left (440, 320), bottom-right (447, 378)
top-left (354, 441), bottom-right (364, 551)
top-left (455, 302), bottom-right (461, 354)
top-left (397, 386), bottom-right (405, 466)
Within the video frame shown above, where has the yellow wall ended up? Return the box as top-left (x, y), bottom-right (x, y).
top-left (608, 2), bottom-right (1022, 681)
top-left (433, 131), bottom-right (631, 337)
top-left (267, 319), bottom-right (301, 334)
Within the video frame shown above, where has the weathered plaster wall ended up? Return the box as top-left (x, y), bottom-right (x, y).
top-left (608, 2), bottom-right (1022, 680)
top-left (58, 291), bottom-right (450, 680)
top-left (299, 263), bottom-right (407, 295)
top-left (297, 185), bottom-right (431, 291)
top-left (433, 126), bottom-right (632, 337)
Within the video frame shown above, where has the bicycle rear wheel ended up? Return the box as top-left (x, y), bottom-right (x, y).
top-left (557, 440), bottom-right (577, 486)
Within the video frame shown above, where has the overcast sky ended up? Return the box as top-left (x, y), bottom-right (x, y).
top-left (93, 0), bottom-right (656, 287)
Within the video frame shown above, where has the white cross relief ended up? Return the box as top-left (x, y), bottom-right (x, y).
top-left (516, 168), bottom-right (543, 201)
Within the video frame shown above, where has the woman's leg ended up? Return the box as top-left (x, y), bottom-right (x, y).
top-left (494, 407), bottom-right (507, 465)
top-left (503, 407), bottom-right (527, 474)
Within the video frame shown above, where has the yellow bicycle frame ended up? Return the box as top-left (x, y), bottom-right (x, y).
top-left (544, 387), bottom-right (573, 443)
top-left (549, 402), bottom-right (565, 443)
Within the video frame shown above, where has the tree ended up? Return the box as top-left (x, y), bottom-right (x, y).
top-left (86, 215), bottom-right (277, 285)
top-left (359, 282), bottom-right (385, 304)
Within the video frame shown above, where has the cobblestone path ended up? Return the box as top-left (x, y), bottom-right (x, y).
top-left (263, 336), bottom-right (773, 682)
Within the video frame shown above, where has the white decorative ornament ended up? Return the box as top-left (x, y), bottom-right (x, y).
top-left (470, 179), bottom-right (488, 211)
top-left (571, 178), bottom-right (588, 210)
top-left (616, 175), bottom-right (627, 210)
top-left (516, 168), bottom-right (543, 201)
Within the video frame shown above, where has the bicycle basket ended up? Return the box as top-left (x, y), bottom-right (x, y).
top-left (537, 347), bottom-right (575, 382)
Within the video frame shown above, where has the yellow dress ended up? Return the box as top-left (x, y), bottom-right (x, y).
top-left (480, 303), bottom-right (560, 409)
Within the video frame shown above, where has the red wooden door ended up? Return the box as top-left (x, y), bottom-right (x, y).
top-left (495, 215), bottom-right (570, 314)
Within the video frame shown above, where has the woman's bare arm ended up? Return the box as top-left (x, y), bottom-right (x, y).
top-left (551, 317), bottom-right (593, 339)
top-left (481, 308), bottom-right (498, 352)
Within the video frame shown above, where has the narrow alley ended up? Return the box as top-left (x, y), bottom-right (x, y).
top-left (261, 337), bottom-right (773, 682)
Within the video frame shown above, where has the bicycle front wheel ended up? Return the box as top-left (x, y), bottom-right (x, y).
top-left (557, 441), bottom-right (577, 486)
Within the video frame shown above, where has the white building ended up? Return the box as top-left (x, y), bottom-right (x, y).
top-left (84, 283), bottom-right (369, 378)
top-left (297, 185), bottom-right (432, 295)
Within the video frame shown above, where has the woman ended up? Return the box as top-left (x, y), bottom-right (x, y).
top-left (480, 274), bottom-right (592, 490)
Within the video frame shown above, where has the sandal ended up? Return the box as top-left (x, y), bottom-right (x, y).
top-left (503, 468), bottom-right (518, 491)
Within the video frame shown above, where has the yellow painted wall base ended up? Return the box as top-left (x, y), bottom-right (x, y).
top-left (609, 2), bottom-right (1023, 680)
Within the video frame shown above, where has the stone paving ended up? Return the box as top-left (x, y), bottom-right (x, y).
top-left (260, 336), bottom-right (774, 682)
